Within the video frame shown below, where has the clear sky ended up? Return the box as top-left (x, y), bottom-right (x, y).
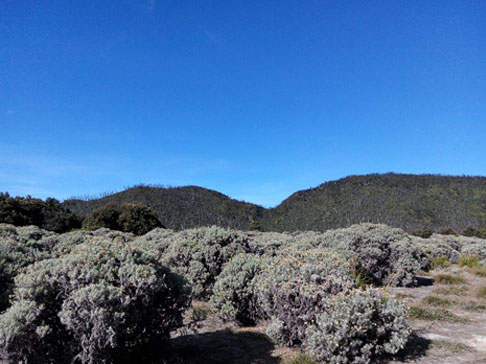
top-left (1, 1), bottom-right (485, 207)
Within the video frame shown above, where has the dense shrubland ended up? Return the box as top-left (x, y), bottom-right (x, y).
top-left (0, 233), bottom-right (190, 364)
top-left (1, 222), bottom-right (485, 364)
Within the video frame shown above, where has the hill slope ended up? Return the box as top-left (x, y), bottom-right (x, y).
top-left (62, 174), bottom-right (486, 232)
top-left (262, 173), bottom-right (486, 232)
top-left (63, 185), bottom-right (264, 230)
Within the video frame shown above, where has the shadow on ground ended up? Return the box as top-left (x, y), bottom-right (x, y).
top-left (391, 333), bottom-right (432, 362)
top-left (169, 328), bottom-right (281, 364)
top-left (416, 276), bottom-right (434, 287)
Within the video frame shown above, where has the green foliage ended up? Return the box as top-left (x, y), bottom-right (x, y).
top-left (462, 226), bottom-right (482, 237)
top-left (210, 253), bottom-right (267, 325)
top-left (438, 227), bottom-right (458, 236)
top-left (64, 185), bottom-right (265, 231)
top-left (249, 220), bottom-right (264, 232)
top-left (63, 174), bottom-right (486, 234)
top-left (257, 247), bottom-right (355, 346)
top-left (411, 228), bottom-right (433, 238)
top-left (434, 274), bottom-right (467, 285)
top-left (408, 306), bottom-right (464, 322)
top-left (0, 238), bottom-right (191, 364)
top-left (304, 289), bottom-right (410, 364)
top-left (82, 202), bottom-right (163, 235)
top-left (262, 173), bottom-right (486, 233)
top-left (457, 254), bottom-right (481, 268)
top-left (0, 193), bottom-right (81, 233)
top-left (118, 202), bottom-right (164, 235)
top-left (430, 256), bottom-right (451, 270)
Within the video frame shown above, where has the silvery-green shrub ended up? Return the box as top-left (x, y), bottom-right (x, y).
top-left (210, 253), bottom-right (268, 325)
top-left (161, 226), bottom-right (249, 299)
top-left (318, 224), bottom-right (427, 286)
top-left (304, 289), bottom-right (410, 364)
top-left (0, 238), bottom-right (190, 364)
top-left (257, 247), bottom-right (355, 346)
top-left (0, 224), bottom-right (56, 311)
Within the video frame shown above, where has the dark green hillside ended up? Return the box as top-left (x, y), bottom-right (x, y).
top-left (63, 185), bottom-right (264, 230)
top-left (262, 173), bottom-right (486, 232)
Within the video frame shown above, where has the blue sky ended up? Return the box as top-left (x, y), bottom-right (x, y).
top-left (1, 1), bottom-right (485, 207)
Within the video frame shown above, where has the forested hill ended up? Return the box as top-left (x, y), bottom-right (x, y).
top-left (262, 173), bottom-right (486, 232)
top-left (62, 174), bottom-right (486, 232)
top-left (62, 185), bottom-right (265, 230)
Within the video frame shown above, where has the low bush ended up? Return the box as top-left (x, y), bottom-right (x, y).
top-left (257, 247), bottom-right (355, 346)
top-left (318, 224), bottom-right (427, 286)
top-left (304, 289), bottom-right (410, 364)
top-left (459, 237), bottom-right (486, 261)
top-left (0, 224), bottom-right (56, 311)
top-left (0, 238), bottom-right (191, 364)
top-left (0, 193), bottom-right (81, 233)
top-left (210, 253), bottom-right (267, 325)
top-left (438, 227), bottom-right (458, 236)
top-left (161, 226), bottom-right (248, 300)
top-left (82, 202), bottom-right (163, 235)
top-left (411, 228), bottom-right (433, 239)
top-left (415, 235), bottom-right (461, 264)
top-left (462, 226), bottom-right (482, 238)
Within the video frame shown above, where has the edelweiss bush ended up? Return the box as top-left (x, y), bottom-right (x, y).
top-left (210, 253), bottom-right (268, 325)
top-left (318, 224), bottom-right (428, 286)
top-left (0, 238), bottom-right (191, 364)
top-left (257, 247), bottom-right (355, 346)
top-left (304, 289), bottom-right (410, 364)
top-left (160, 226), bottom-right (248, 299)
top-left (0, 224), bottom-right (56, 311)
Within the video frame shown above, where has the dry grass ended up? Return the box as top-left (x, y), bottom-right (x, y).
top-left (468, 266), bottom-right (486, 277)
top-left (430, 256), bottom-right (451, 270)
top-left (433, 286), bottom-right (468, 296)
top-left (285, 353), bottom-right (319, 364)
top-left (422, 295), bottom-right (454, 307)
top-left (477, 286), bottom-right (486, 299)
top-left (434, 274), bottom-right (467, 285)
top-left (429, 340), bottom-right (469, 353)
top-left (408, 306), bottom-right (465, 322)
top-left (458, 255), bottom-right (481, 268)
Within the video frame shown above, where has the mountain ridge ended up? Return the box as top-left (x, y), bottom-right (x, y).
top-left (62, 173), bottom-right (486, 232)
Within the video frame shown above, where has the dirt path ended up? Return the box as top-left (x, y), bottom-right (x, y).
top-left (389, 269), bottom-right (486, 364)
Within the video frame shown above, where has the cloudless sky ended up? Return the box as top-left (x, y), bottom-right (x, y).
top-left (1, 0), bottom-right (485, 207)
